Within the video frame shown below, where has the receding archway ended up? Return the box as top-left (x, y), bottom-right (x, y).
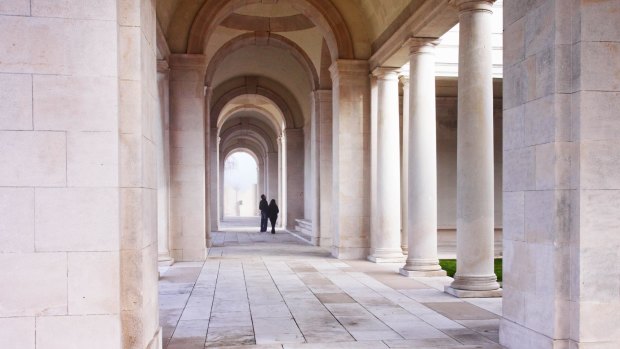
top-left (223, 150), bottom-right (260, 217)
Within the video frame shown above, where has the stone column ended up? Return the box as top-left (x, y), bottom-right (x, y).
top-left (277, 135), bottom-right (284, 227)
top-left (267, 151), bottom-right (278, 203)
top-left (310, 91), bottom-right (321, 245)
top-left (316, 90), bottom-right (333, 248)
top-left (210, 127), bottom-right (219, 231)
top-left (446, 0), bottom-right (500, 297)
top-left (157, 60), bottom-right (174, 265)
top-left (399, 72), bottom-right (409, 256)
top-left (204, 86), bottom-right (212, 247)
top-left (399, 39), bottom-right (446, 277)
top-left (330, 60), bottom-right (371, 259)
top-left (368, 68), bottom-right (404, 263)
top-left (169, 54), bottom-right (208, 261)
top-left (285, 128), bottom-right (304, 229)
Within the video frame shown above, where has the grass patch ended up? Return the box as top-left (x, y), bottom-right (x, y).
top-left (439, 258), bottom-right (502, 283)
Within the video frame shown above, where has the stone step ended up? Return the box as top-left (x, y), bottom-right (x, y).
top-left (292, 218), bottom-right (313, 244)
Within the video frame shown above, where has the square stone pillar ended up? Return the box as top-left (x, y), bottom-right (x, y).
top-left (501, 1), bottom-right (620, 348)
top-left (267, 151), bottom-right (279, 206)
top-left (169, 54), bottom-right (208, 261)
top-left (157, 61), bottom-right (174, 265)
top-left (329, 60), bottom-right (371, 259)
top-left (312, 90), bottom-right (332, 247)
top-left (284, 128), bottom-right (305, 230)
top-left (210, 127), bottom-right (219, 231)
top-left (0, 1), bottom-right (161, 348)
top-left (204, 86), bottom-right (213, 247)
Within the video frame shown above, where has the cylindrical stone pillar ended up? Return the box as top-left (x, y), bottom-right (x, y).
top-left (368, 68), bottom-right (404, 263)
top-left (447, 0), bottom-right (500, 296)
top-left (399, 39), bottom-right (446, 277)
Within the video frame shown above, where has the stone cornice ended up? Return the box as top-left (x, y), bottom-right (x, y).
top-left (368, 0), bottom-right (458, 70)
top-left (329, 60), bottom-right (369, 81)
top-left (169, 54), bottom-right (208, 70)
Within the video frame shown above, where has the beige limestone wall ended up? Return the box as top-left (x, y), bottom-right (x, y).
top-left (169, 55), bottom-right (208, 261)
top-left (0, 1), bottom-right (161, 348)
top-left (501, 1), bottom-right (620, 348)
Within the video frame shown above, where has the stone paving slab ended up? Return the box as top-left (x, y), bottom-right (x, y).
top-left (159, 229), bottom-right (504, 349)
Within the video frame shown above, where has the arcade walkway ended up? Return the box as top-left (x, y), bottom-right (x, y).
top-left (159, 228), bottom-right (502, 349)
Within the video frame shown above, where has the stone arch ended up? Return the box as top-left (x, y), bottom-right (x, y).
top-left (187, 0), bottom-right (354, 60)
top-left (220, 146), bottom-right (262, 218)
top-left (223, 146), bottom-right (263, 169)
top-left (211, 76), bottom-right (304, 129)
top-left (218, 104), bottom-right (283, 136)
top-left (205, 32), bottom-right (319, 90)
top-left (220, 124), bottom-right (276, 154)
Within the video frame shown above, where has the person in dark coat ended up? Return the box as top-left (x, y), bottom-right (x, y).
top-left (267, 199), bottom-right (279, 234)
top-left (259, 194), bottom-right (268, 232)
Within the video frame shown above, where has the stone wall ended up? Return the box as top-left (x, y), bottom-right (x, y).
top-left (501, 0), bottom-right (620, 347)
top-left (0, 0), bottom-right (161, 348)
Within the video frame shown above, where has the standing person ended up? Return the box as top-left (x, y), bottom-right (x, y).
top-left (267, 199), bottom-right (279, 234)
top-left (259, 194), bottom-right (268, 232)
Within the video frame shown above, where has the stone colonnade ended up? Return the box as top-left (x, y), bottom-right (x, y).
top-left (348, 0), bottom-right (501, 298)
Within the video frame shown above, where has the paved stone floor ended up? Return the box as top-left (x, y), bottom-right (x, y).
top-left (159, 223), bottom-right (503, 349)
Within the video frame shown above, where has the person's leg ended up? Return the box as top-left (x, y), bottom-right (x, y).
top-left (260, 212), bottom-right (266, 232)
top-left (270, 217), bottom-right (276, 234)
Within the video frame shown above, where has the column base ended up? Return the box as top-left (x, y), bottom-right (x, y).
top-left (399, 268), bottom-right (447, 277)
top-left (367, 250), bottom-right (405, 263)
top-left (158, 254), bottom-right (174, 266)
top-left (444, 285), bottom-right (502, 298)
top-left (450, 274), bottom-right (500, 291)
top-left (332, 246), bottom-right (369, 260)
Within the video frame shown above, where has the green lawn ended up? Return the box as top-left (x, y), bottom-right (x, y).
top-left (439, 258), bottom-right (502, 283)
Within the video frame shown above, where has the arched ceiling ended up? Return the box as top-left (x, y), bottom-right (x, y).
top-left (211, 45), bottom-right (311, 122)
top-left (218, 95), bottom-right (284, 135)
top-left (211, 76), bottom-right (305, 129)
top-left (156, 0), bottom-right (421, 60)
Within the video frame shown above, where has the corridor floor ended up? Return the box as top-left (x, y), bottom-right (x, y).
top-left (159, 229), bottom-right (503, 349)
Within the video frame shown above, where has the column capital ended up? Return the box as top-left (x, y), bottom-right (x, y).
top-left (329, 59), bottom-right (369, 81)
top-left (169, 54), bottom-right (207, 71)
top-left (314, 89), bottom-right (332, 102)
top-left (404, 37), bottom-right (441, 55)
top-left (449, 0), bottom-right (495, 13)
top-left (399, 74), bottom-right (410, 87)
top-left (371, 67), bottom-right (400, 80)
